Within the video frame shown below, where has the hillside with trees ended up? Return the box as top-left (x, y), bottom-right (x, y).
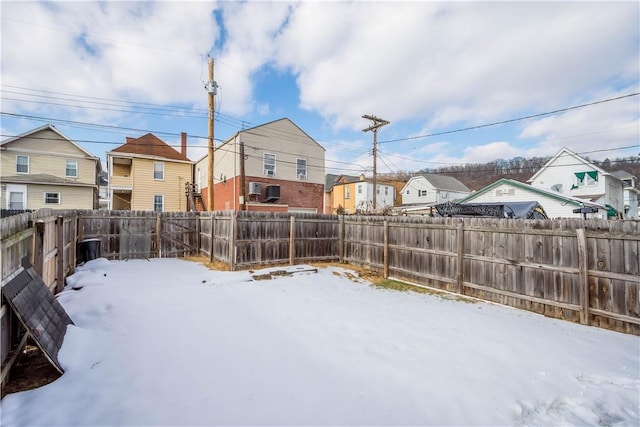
top-left (380, 155), bottom-right (640, 191)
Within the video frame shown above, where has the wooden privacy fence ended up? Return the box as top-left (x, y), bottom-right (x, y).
top-left (1, 209), bottom-right (78, 380)
top-left (2, 210), bottom-right (639, 374)
top-left (342, 215), bottom-right (640, 335)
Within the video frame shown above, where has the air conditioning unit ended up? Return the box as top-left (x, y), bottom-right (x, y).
top-left (298, 173), bottom-right (307, 180)
top-left (249, 182), bottom-right (261, 195)
top-left (265, 169), bottom-right (275, 177)
top-left (264, 185), bottom-right (281, 203)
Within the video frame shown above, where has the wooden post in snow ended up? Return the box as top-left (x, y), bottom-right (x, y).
top-left (576, 228), bottom-right (590, 325)
top-left (56, 216), bottom-right (64, 293)
top-left (289, 216), bottom-right (295, 266)
top-left (456, 221), bottom-right (464, 294)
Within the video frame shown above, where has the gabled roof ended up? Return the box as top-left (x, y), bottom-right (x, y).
top-left (458, 178), bottom-right (603, 208)
top-left (407, 173), bottom-right (470, 192)
top-left (242, 118), bottom-right (326, 152)
top-left (527, 147), bottom-right (609, 183)
top-left (1, 124), bottom-right (98, 160)
top-left (325, 174), bottom-right (359, 191)
top-left (610, 170), bottom-right (636, 180)
top-left (217, 118), bottom-right (325, 154)
top-left (110, 133), bottom-right (190, 162)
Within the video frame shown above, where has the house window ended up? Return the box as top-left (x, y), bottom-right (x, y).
top-left (358, 184), bottom-right (362, 194)
top-left (264, 153), bottom-right (276, 177)
top-left (420, 190), bottom-right (427, 197)
top-left (66, 160), bottom-right (78, 178)
top-left (385, 187), bottom-right (389, 196)
top-left (406, 189), bottom-right (410, 195)
top-left (153, 195), bottom-right (164, 212)
top-left (44, 192), bottom-right (60, 204)
top-left (574, 171), bottom-right (598, 188)
top-left (154, 162), bottom-right (164, 180)
top-left (376, 187), bottom-right (380, 194)
top-left (296, 158), bottom-right (307, 180)
top-left (345, 187), bottom-right (351, 199)
top-left (16, 155), bottom-right (29, 174)
top-left (8, 191), bottom-right (24, 209)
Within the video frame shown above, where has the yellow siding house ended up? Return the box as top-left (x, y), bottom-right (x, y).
top-left (107, 133), bottom-right (193, 211)
top-left (0, 124), bottom-right (100, 210)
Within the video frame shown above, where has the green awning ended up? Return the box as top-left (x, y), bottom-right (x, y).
top-left (605, 204), bottom-right (618, 218)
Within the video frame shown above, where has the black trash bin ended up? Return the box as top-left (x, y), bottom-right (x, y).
top-left (77, 238), bottom-right (101, 265)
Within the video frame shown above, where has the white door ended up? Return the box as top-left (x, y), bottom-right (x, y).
top-left (6, 184), bottom-right (27, 209)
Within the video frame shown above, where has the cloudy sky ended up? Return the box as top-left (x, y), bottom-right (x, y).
top-left (1, 1), bottom-right (638, 176)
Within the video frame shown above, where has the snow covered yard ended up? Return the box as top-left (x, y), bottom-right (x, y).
top-left (1, 258), bottom-right (638, 426)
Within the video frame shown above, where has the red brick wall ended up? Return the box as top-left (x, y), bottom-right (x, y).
top-left (203, 176), bottom-right (324, 212)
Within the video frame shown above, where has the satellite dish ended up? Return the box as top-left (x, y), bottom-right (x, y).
top-left (550, 183), bottom-right (562, 192)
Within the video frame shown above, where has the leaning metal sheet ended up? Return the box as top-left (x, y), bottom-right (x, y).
top-left (2, 258), bottom-right (73, 373)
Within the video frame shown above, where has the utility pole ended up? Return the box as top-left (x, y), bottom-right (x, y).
top-left (206, 57), bottom-right (218, 211)
top-left (362, 114), bottom-right (390, 212)
top-left (239, 138), bottom-right (246, 211)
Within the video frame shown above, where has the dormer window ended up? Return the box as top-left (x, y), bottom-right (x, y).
top-left (573, 171), bottom-right (598, 189)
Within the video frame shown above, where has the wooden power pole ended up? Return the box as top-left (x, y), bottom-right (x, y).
top-left (206, 57), bottom-right (217, 211)
top-left (362, 114), bottom-right (390, 212)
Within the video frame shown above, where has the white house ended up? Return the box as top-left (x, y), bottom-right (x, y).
top-left (400, 173), bottom-right (470, 205)
top-left (458, 178), bottom-right (605, 219)
top-left (353, 178), bottom-right (396, 213)
top-left (610, 170), bottom-right (639, 219)
top-left (527, 147), bottom-right (625, 218)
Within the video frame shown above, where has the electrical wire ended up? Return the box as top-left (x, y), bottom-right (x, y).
top-left (378, 92), bottom-right (640, 144)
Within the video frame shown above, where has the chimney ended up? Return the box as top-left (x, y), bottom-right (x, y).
top-left (181, 132), bottom-right (187, 156)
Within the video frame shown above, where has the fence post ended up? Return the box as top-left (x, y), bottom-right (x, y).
top-left (229, 211), bottom-right (236, 271)
top-left (339, 215), bottom-right (345, 263)
top-left (383, 220), bottom-right (389, 278)
top-left (56, 216), bottom-right (64, 293)
top-left (210, 215), bottom-right (215, 262)
top-left (195, 212), bottom-right (201, 257)
top-left (33, 221), bottom-right (44, 278)
top-left (289, 216), bottom-right (295, 266)
top-left (456, 221), bottom-right (464, 294)
top-left (156, 213), bottom-right (162, 258)
top-left (70, 214), bottom-right (78, 272)
top-left (576, 228), bottom-right (590, 325)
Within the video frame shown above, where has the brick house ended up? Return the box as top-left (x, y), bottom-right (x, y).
top-left (195, 118), bottom-right (325, 213)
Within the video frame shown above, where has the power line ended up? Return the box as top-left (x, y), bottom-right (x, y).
top-left (378, 92), bottom-right (640, 144)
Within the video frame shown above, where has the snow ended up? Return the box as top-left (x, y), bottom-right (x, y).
top-left (2, 258), bottom-right (639, 426)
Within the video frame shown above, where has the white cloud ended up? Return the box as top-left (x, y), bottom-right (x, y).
top-left (274, 1), bottom-right (639, 135)
top-left (2, 2), bottom-right (217, 111)
top-left (521, 88), bottom-right (640, 160)
top-left (1, 1), bottom-right (637, 167)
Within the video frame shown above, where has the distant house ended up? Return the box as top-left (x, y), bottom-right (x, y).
top-left (328, 174), bottom-right (398, 214)
top-left (458, 178), bottom-right (604, 219)
top-left (400, 173), bottom-right (470, 206)
top-left (195, 118), bottom-right (325, 213)
top-left (527, 147), bottom-right (626, 218)
top-left (107, 133), bottom-right (193, 211)
top-left (324, 174), bottom-right (359, 214)
top-left (0, 124), bottom-right (101, 210)
top-left (610, 170), bottom-right (639, 219)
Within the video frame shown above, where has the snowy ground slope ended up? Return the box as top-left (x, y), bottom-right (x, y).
top-left (1, 258), bottom-right (638, 426)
